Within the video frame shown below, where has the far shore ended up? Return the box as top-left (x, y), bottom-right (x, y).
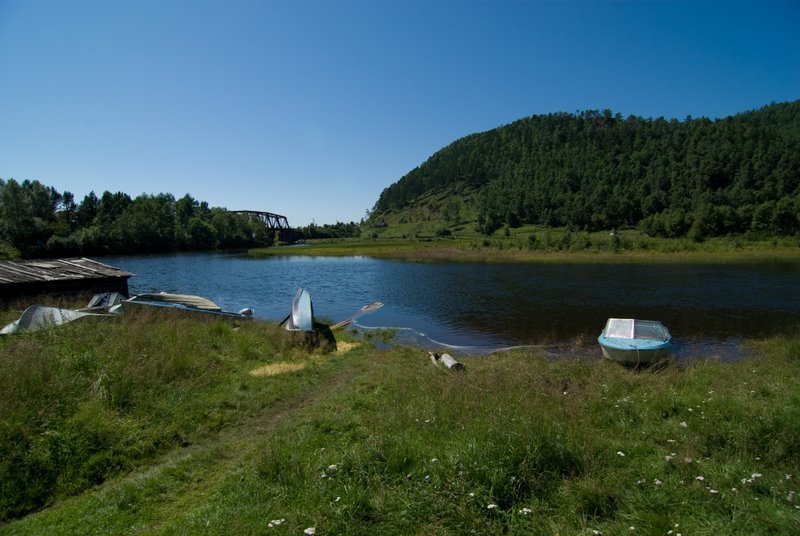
top-left (250, 232), bottom-right (800, 264)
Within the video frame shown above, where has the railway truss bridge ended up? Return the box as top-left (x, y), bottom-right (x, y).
top-left (234, 210), bottom-right (291, 230)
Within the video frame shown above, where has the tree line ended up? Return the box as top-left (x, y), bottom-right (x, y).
top-left (0, 180), bottom-right (277, 258)
top-left (373, 100), bottom-right (800, 239)
top-left (0, 179), bottom-right (363, 259)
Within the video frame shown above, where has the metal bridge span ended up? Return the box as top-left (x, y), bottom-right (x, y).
top-left (234, 211), bottom-right (290, 230)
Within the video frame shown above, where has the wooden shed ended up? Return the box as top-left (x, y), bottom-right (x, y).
top-left (0, 258), bottom-right (134, 301)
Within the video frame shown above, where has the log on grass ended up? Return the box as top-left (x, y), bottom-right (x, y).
top-left (428, 352), bottom-right (465, 371)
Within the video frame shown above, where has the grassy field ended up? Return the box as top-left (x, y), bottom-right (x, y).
top-left (1, 298), bottom-right (799, 534)
top-left (253, 227), bottom-right (800, 263)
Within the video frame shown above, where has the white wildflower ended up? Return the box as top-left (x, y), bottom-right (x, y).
top-left (519, 507), bottom-right (532, 515)
top-left (468, 492), bottom-right (475, 497)
top-left (430, 458), bottom-right (438, 463)
top-left (304, 528), bottom-right (316, 536)
top-left (617, 451), bottom-right (626, 457)
top-left (654, 479), bottom-right (663, 486)
top-left (679, 421), bottom-right (688, 428)
top-left (665, 455), bottom-right (674, 462)
top-left (709, 489), bottom-right (719, 494)
top-left (487, 504), bottom-right (498, 510)
top-left (327, 464), bottom-right (338, 473)
top-left (695, 476), bottom-right (705, 482)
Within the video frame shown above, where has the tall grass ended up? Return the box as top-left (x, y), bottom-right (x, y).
top-left (0, 307), bottom-right (325, 521)
top-left (2, 311), bottom-right (799, 534)
top-left (161, 345), bottom-right (799, 535)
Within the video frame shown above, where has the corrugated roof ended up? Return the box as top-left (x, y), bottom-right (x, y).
top-left (0, 258), bottom-right (134, 285)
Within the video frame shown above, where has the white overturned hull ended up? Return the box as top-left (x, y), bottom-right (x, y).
top-left (285, 288), bottom-right (314, 332)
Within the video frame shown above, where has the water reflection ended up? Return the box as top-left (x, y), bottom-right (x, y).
top-left (103, 252), bottom-right (800, 359)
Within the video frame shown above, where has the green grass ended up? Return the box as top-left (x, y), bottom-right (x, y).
top-left (252, 227), bottom-right (800, 264)
top-left (1, 303), bottom-right (799, 534)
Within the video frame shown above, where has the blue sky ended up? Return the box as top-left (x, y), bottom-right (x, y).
top-left (1, 0), bottom-right (798, 226)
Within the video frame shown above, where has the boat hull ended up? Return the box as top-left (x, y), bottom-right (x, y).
top-left (121, 299), bottom-right (248, 319)
top-left (598, 335), bottom-right (672, 364)
top-left (286, 288), bottom-right (314, 332)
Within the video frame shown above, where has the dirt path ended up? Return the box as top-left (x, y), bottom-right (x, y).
top-left (5, 356), bottom-right (366, 535)
top-left (141, 359), bottom-right (365, 532)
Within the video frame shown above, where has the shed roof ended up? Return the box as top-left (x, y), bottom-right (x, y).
top-left (0, 258), bottom-right (134, 285)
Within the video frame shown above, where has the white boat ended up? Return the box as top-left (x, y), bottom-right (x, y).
top-left (285, 288), bottom-right (314, 332)
top-left (122, 292), bottom-right (253, 318)
top-left (598, 318), bottom-right (672, 365)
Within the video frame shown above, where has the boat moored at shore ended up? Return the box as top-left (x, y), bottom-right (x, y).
top-left (598, 318), bottom-right (673, 365)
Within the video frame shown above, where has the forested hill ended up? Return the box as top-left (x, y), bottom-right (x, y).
top-left (371, 100), bottom-right (800, 238)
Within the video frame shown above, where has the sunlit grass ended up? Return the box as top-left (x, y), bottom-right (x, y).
top-left (2, 306), bottom-right (799, 534)
top-left (250, 228), bottom-right (800, 264)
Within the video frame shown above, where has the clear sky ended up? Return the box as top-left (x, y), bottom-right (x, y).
top-left (1, 0), bottom-right (798, 226)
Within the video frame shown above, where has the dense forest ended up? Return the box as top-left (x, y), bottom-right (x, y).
top-left (0, 181), bottom-right (276, 258)
top-left (372, 100), bottom-right (800, 239)
top-left (0, 180), bottom-right (361, 259)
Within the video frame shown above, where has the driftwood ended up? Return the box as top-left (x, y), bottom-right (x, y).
top-left (428, 352), bottom-right (465, 371)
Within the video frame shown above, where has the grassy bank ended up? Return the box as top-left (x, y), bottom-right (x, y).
top-left (252, 228), bottom-right (800, 263)
top-left (1, 304), bottom-right (799, 534)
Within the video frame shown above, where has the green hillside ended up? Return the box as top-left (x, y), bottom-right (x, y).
top-left (370, 100), bottom-right (800, 240)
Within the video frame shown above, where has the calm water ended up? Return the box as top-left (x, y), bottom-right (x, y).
top-left (102, 252), bottom-right (800, 359)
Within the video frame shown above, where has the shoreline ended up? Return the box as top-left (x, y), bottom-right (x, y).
top-left (250, 236), bottom-right (800, 264)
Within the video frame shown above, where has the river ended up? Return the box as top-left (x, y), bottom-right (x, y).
top-left (102, 252), bottom-right (800, 360)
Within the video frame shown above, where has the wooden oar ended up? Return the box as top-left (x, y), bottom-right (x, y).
top-left (330, 302), bottom-right (384, 330)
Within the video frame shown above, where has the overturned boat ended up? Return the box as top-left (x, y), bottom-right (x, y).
top-left (122, 292), bottom-right (253, 318)
top-left (285, 288), bottom-right (314, 332)
top-left (598, 318), bottom-right (672, 365)
top-left (0, 305), bottom-right (109, 335)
